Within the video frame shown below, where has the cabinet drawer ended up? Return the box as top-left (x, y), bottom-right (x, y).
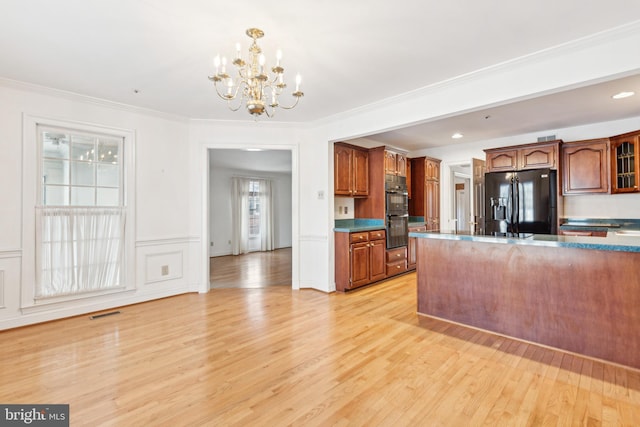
top-left (350, 232), bottom-right (369, 243)
top-left (368, 229), bottom-right (386, 241)
top-left (386, 247), bottom-right (407, 262)
top-left (386, 260), bottom-right (407, 276)
top-left (409, 225), bottom-right (427, 233)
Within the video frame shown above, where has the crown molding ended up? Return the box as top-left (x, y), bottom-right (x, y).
top-left (0, 77), bottom-right (190, 123)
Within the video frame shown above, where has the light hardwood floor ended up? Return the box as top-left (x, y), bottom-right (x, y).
top-left (210, 247), bottom-right (292, 288)
top-left (1, 273), bottom-right (639, 426)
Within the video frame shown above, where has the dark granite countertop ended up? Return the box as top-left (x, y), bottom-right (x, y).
top-left (334, 219), bottom-right (385, 232)
top-left (409, 229), bottom-right (640, 253)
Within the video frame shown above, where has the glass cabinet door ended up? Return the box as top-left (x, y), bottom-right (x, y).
top-left (611, 133), bottom-right (640, 193)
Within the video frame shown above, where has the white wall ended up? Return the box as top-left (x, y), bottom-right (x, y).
top-left (0, 80), bottom-right (195, 329)
top-left (209, 165), bottom-right (292, 256)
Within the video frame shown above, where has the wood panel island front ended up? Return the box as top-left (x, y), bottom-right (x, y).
top-left (411, 230), bottom-right (640, 369)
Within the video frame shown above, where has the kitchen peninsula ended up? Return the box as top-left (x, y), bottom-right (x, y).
top-left (411, 229), bottom-right (640, 369)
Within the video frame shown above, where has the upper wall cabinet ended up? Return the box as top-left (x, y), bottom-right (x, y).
top-left (562, 138), bottom-right (610, 195)
top-left (334, 143), bottom-right (369, 197)
top-left (485, 141), bottom-right (561, 172)
top-left (409, 156), bottom-right (441, 231)
top-left (610, 131), bottom-right (640, 194)
top-left (384, 150), bottom-right (407, 176)
top-left (485, 148), bottom-right (518, 172)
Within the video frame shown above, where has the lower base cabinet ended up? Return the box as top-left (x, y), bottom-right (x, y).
top-left (386, 246), bottom-right (407, 277)
top-left (335, 229), bottom-right (386, 291)
top-left (407, 224), bottom-right (427, 270)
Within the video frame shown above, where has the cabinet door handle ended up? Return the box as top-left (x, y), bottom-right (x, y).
top-left (396, 254), bottom-right (401, 257)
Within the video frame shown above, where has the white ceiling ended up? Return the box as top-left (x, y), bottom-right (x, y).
top-left (2, 1), bottom-right (640, 151)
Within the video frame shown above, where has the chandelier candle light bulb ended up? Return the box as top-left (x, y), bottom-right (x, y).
top-left (226, 79), bottom-right (233, 97)
top-left (208, 27), bottom-right (304, 118)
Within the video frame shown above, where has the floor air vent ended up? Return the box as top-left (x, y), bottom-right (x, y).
top-left (90, 310), bottom-right (121, 320)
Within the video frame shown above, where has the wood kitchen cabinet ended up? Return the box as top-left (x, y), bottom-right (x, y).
top-left (410, 156), bottom-right (441, 231)
top-left (485, 148), bottom-right (518, 172)
top-left (425, 157), bottom-right (440, 180)
top-left (425, 180), bottom-right (440, 231)
top-left (407, 224), bottom-right (427, 270)
top-left (406, 159), bottom-right (412, 198)
top-left (610, 130), bottom-right (640, 193)
top-left (335, 229), bottom-right (386, 291)
top-left (384, 150), bottom-right (407, 176)
top-left (386, 246), bottom-right (408, 277)
top-left (562, 138), bottom-right (610, 195)
top-left (334, 143), bottom-right (369, 197)
top-left (354, 146), bottom-right (390, 219)
top-left (485, 141), bottom-right (561, 172)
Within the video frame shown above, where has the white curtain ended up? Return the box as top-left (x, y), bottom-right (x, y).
top-left (259, 179), bottom-right (274, 252)
top-left (231, 177), bottom-right (274, 255)
top-left (36, 207), bottom-right (126, 298)
top-left (231, 177), bottom-right (250, 255)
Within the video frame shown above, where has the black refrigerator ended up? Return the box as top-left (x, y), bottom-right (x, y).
top-left (484, 168), bottom-right (557, 235)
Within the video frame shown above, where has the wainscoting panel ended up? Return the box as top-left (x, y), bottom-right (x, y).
top-left (135, 237), bottom-right (196, 290)
top-left (0, 251), bottom-right (23, 325)
top-left (0, 270), bottom-right (5, 309)
top-left (298, 235), bottom-right (330, 292)
top-left (144, 251), bottom-right (184, 284)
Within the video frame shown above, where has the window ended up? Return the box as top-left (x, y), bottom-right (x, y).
top-left (248, 180), bottom-right (261, 237)
top-left (36, 126), bottom-right (126, 299)
top-left (231, 177), bottom-right (273, 254)
top-left (41, 128), bottom-right (122, 206)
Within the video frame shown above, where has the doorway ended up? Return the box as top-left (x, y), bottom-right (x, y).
top-left (203, 146), bottom-right (298, 290)
top-left (450, 164), bottom-right (471, 233)
top-left (454, 176), bottom-right (471, 232)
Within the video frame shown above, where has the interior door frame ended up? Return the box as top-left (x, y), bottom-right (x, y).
top-left (200, 143), bottom-right (299, 293)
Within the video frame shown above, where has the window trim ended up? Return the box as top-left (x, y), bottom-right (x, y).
top-left (21, 114), bottom-right (136, 309)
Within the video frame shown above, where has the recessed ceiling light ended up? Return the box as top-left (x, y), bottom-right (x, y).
top-left (451, 133), bottom-right (464, 139)
top-left (612, 91), bottom-right (635, 99)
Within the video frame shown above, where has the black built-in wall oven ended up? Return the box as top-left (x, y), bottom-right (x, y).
top-left (385, 175), bottom-right (409, 249)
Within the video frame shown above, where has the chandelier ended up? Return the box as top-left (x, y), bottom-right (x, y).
top-left (208, 28), bottom-right (304, 118)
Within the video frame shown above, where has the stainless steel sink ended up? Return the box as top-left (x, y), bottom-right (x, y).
top-left (615, 230), bottom-right (640, 236)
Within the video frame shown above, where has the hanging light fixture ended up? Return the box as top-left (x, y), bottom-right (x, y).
top-left (208, 28), bottom-right (304, 118)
